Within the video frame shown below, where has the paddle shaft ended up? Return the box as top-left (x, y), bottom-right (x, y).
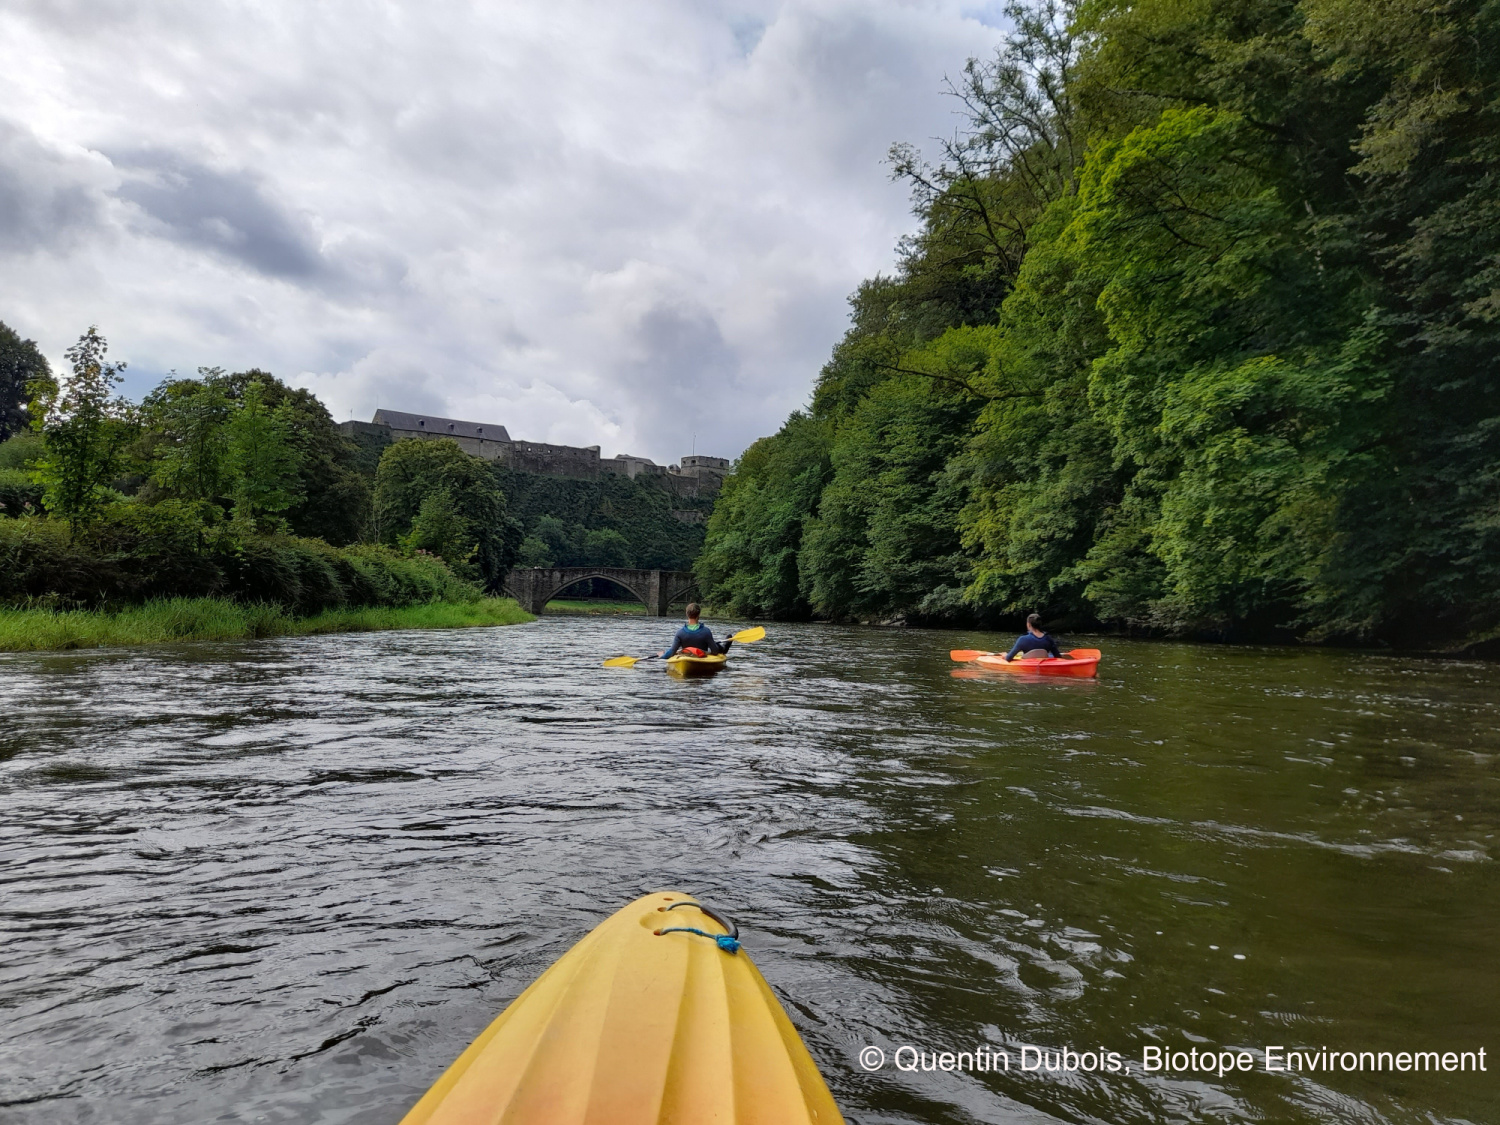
top-left (606, 625), bottom-right (765, 668)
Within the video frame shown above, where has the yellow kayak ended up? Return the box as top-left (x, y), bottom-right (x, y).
top-left (665, 652), bottom-right (727, 677)
top-left (399, 892), bottom-right (844, 1125)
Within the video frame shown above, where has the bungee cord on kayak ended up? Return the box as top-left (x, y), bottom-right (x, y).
top-left (657, 898), bottom-right (744, 951)
top-left (656, 926), bottom-right (742, 954)
top-left (665, 898), bottom-right (739, 938)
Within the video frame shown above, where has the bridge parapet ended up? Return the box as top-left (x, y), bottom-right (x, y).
top-left (504, 567), bottom-right (699, 616)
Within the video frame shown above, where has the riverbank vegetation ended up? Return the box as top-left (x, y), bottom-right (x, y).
top-left (699, 0), bottom-right (1500, 650)
top-left (1, 513), bottom-right (478, 611)
top-left (0, 327), bottom-right (505, 619)
top-left (0, 596), bottom-right (533, 652)
top-left (1, 321), bottom-right (710, 631)
top-left (543, 597), bottom-right (648, 615)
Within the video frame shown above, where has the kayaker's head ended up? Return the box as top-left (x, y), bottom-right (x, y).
top-left (685, 602), bottom-right (701, 625)
top-left (1026, 613), bottom-right (1044, 637)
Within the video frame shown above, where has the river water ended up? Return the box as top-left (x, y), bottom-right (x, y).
top-left (1, 618), bottom-right (1496, 1124)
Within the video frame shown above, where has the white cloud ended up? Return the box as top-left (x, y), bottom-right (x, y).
top-left (0, 0), bottom-right (1003, 463)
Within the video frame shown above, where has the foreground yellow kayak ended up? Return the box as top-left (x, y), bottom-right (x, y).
top-left (399, 892), bottom-right (844, 1125)
top-left (665, 652), bottom-right (727, 677)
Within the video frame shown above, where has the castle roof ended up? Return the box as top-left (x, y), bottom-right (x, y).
top-left (372, 409), bottom-right (511, 443)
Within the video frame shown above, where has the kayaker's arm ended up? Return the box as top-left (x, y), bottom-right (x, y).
top-left (660, 627), bottom-right (681, 659)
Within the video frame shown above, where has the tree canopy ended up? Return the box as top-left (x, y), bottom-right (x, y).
top-left (3, 326), bottom-right (717, 611)
top-left (374, 438), bottom-right (522, 590)
top-left (699, 0), bottom-right (1500, 648)
top-left (0, 321), bottom-right (50, 443)
top-left (27, 327), bottom-right (134, 528)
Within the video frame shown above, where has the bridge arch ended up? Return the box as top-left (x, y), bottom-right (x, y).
top-left (503, 567), bottom-right (699, 616)
top-left (543, 571), bottom-right (650, 608)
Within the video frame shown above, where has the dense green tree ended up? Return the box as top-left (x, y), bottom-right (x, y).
top-left (28, 328), bottom-right (137, 529)
top-left (403, 489), bottom-right (475, 569)
top-left (225, 380), bottom-right (303, 525)
top-left (0, 321), bottom-right (50, 442)
top-left (1048, 102), bottom-right (1362, 632)
top-left (140, 371), bottom-right (234, 503)
top-left (0, 432), bottom-right (46, 516)
top-left (699, 0), bottom-right (1500, 648)
top-left (952, 196), bottom-right (1118, 623)
top-left (799, 375), bottom-right (977, 620)
top-left (1064, 0), bottom-right (1500, 640)
top-left (522, 531), bottom-right (558, 564)
top-left (375, 438), bottom-right (521, 588)
top-left (218, 370), bottom-right (372, 545)
top-left (136, 368), bottom-right (372, 544)
top-left (1, 337), bottom-right (507, 614)
top-left (1295, 0), bottom-right (1500, 643)
top-left (697, 412), bottom-right (832, 618)
top-left (495, 469), bottom-right (709, 571)
top-left (515, 514), bottom-right (635, 569)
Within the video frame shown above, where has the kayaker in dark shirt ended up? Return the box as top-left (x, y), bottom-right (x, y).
top-left (661, 603), bottom-right (730, 658)
top-left (1005, 613), bottom-right (1065, 661)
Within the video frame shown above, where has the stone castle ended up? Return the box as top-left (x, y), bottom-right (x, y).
top-left (339, 409), bottom-right (730, 500)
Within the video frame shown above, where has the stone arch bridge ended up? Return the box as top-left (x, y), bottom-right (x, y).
top-left (503, 567), bottom-right (700, 616)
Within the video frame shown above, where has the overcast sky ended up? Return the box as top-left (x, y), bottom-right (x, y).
top-left (0, 0), bottom-right (1004, 464)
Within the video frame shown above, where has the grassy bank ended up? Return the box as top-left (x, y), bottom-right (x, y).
top-left (0, 596), bottom-right (534, 652)
top-left (544, 598), bottom-right (648, 615)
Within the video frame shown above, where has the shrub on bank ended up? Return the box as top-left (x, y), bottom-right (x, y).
top-left (221, 536), bottom-right (470, 612)
top-left (0, 595), bottom-right (532, 651)
top-left (0, 507), bottom-right (479, 613)
top-left (0, 433), bottom-right (45, 516)
top-left (0, 468), bottom-right (42, 515)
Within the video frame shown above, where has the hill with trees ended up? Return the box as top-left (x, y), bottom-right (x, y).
top-left (698, 0), bottom-right (1500, 650)
top-left (0, 326), bottom-right (711, 616)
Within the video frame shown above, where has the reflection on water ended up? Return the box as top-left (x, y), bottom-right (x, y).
top-left (1, 619), bottom-right (1496, 1124)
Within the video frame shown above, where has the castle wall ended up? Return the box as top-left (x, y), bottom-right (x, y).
top-left (662, 473), bottom-right (720, 499)
top-left (340, 419), bottom-right (514, 462)
top-left (510, 441), bottom-right (601, 479)
top-left (604, 455), bottom-right (666, 480)
top-left (411, 431), bottom-right (513, 461)
top-left (340, 413), bottom-right (723, 493)
top-left (339, 420), bottom-right (392, 439)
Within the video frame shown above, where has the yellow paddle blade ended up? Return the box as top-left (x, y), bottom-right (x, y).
top-left (602, 655), bottom-right (639, 668)
top-left (950, 649), bottom-right (989, 662)
top-left (730, 626), bottom-right (766, 644)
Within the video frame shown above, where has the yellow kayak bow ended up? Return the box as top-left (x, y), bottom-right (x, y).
top-left (399, 891), bottom-right (845, 1125)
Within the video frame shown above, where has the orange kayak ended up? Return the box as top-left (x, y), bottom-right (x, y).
top-left (968, 647), bottom-right (1101, 677)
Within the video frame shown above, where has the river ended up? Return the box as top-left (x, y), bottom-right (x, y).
top-left (1, 617), bottom-right (1496, 1124)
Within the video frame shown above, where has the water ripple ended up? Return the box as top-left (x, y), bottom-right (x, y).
top-left (1, 620), bottom-right (1497, 1124)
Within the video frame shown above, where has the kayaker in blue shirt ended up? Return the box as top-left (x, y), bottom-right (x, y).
top-left (661, 603), bottom-right (730, 658)
top-left (1005, 613), bottom-right (1065, 661)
